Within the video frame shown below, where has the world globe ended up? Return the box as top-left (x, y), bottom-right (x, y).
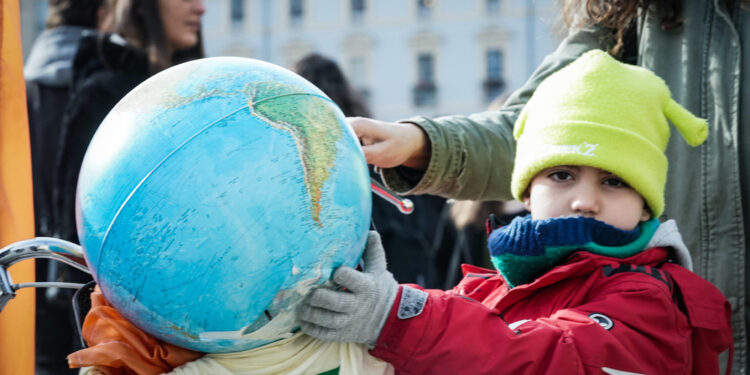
top-left (76, 57), bottom-right (372, 353)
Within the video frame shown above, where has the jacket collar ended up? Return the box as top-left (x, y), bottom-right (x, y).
top-left (478, 247), bottom-right (671, 310)
top-left (644, 219), bottom-right (692, 270)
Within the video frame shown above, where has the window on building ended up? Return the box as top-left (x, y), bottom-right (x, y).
top-left (418, 0), bottom-right (435, 20)
top-left (484, 49), bottom-right (505, 102)
top-left (290, 0), bottom-right (304, 25)
top-left (231, 0), bottom-right (244, 27)
top-left (349, 56), bottom-right (370, 104)
top-left (414, 53), bottom-right (437, 107)
top-left (351, 0), bottom-right (365, 23)
top-left (418, 53), bottom-right (434, 82)
top-left (486, 0), bottom-right (500, 14)
top-left (350, 56), bottom-right (366, 86)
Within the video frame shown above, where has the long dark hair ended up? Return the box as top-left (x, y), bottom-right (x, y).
top-left (562, 0), bottom-right (747, 56)
top-left (294, 53), bottom-right (371, 118)
top-left (108, 0), bottom-right (204, 72)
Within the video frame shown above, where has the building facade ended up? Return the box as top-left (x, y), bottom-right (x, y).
top-left (203, 0), bottom-right (561, 120)
top-left (20, 0), bottom-right (561, 120)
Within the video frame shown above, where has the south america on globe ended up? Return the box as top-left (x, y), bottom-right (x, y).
top-left (75, 57), bottom-right (372, 353)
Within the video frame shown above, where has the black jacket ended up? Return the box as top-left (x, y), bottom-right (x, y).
top-left (370, 169), bottom-right (457, 289)
top-left (56, 33), bottom-right (150, 243)
top-left (25, 26), bottom-right (92, 238)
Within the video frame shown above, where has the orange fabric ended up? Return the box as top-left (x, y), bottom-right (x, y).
top-left (0, 1), bottom-right (37, 374)
top-left (68, 287), bottom-right (203, 375)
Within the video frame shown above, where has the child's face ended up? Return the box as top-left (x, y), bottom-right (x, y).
top-left (522, 165), bottom-right (651, 230)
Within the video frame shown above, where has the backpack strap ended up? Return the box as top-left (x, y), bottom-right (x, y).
top-left (601, 263), bottom-right (673, 289)
top-left (661, 263), bottom-right (734, 375)
top-left (72, 280), bottom-right (97, 348)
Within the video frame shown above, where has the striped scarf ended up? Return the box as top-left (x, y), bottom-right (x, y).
top-left (488, 215), bottom-right (659, 288)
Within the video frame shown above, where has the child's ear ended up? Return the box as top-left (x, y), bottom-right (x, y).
top-left (522, 194), bottom-right (532, 212)
top-left (640, 206), bottom-right (652, 222)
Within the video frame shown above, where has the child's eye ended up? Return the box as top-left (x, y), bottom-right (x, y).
top-left (548, 171), bottom-right (573, 181)
top-left (603, 177), bottom-right (629, 188)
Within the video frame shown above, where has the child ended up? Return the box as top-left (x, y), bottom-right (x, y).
top-left (298, 50), bottom-right (734, 374)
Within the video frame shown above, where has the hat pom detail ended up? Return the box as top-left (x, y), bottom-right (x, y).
top-left (664, 99), bottom-right (708, 147)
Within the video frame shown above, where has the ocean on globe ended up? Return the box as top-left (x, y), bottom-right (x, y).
top-left (75, 57), bottom-right (372, 353)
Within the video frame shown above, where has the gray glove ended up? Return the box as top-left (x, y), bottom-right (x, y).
top-left (298, 231), bottom-right (399, 347)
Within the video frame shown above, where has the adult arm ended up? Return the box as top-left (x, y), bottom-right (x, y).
top-left (372, 26), bottom-right (611, 201)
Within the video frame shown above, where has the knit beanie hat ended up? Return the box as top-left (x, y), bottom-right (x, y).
top-left (511, 49), bottom-right (708, 217)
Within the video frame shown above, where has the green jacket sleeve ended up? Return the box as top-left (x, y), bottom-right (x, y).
top-left (381, 26), bottom-right (613, 201)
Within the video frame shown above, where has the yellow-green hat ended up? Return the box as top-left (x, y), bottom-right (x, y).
top-left (511, 49), bottom-right (707, 217)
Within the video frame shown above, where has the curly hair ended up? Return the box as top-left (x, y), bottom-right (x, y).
top-left (562, 0), bottom-right (746, 56)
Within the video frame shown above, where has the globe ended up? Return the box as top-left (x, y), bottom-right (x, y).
top-left (76, 57), bottom-right (372, 353)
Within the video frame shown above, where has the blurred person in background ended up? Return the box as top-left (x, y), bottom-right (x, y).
top-left (25, 0), bottom-right (108, 238)
top-left (349, 1), bottom-right (748, 371)
top-left (23, 1), bottom-right (108, 373)
top-left (294, 53), bottom-right (457, 289)
top-left (45, 0), bottom-right (204, 371)
top-left (56, 0), bottom-right (206, 245)
top-left (294, 53), bottom-right (370, 120)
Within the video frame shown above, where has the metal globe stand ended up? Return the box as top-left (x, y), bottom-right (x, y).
top-left (0, 237), bottom-right (90, 313)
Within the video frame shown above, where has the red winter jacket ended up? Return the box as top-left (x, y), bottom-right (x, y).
top-left (370, 248), bottom-right (733, 375)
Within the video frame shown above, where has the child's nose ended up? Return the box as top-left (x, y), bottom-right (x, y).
top-left (570, 187), bottom-right (600, 216)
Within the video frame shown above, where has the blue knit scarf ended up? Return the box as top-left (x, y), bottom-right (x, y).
top-left (488, 215), bottom-right (660, 288)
